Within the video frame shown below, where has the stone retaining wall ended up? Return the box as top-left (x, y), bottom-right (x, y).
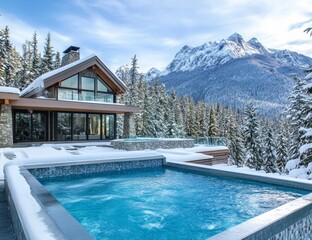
top-left (112, 138), bottom-right (194, 151)
top-left (0, 104), bottom-right (13, 148)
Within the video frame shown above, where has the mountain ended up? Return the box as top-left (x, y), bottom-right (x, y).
top-left (146, 33), bottom-right (312, 115)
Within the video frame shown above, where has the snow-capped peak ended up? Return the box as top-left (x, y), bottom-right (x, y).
top-left (227, 33), bottom-right (244, 45)
top-left (163, 33), bottom-right (263, 73)
top-left (145, 33), bottom-right (312, 81)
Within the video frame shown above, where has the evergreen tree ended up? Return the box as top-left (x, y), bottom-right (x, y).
top-left (41, 32), bottom-right (54, 74)
top-left (30, 32), bottom-right (41, 80)
top-left (276, 130), bottom-right (288, 173)
top-left (299, 68), bottom-right (312, 165)
top-left (1, 26), bottom-right (15, 86)
top-left (228, 113), bottom-right (245, 167)
top-left (18, 41), bottom-right (33, 89)
top-left (243, 103), bottom-right (263, 170)
top-left (263, 128), bottom-right (277, 173)
top-left (53, 51), bottom-right (61, 69)
top-left (287, 76), bottom-right (307, 159)
top-left (208, 107), bottom-right (220, 136)
top-left (0, 28), bottom-right (5, 84)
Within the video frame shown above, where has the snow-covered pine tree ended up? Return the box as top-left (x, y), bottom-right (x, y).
top-left (1, 26), bottom-right (15, 87)
top-left (276, 129), bottom-right (288, 173)
top-left (166, 89), bottom-right (179, 137)
top-left (41, 32), bottom-right (54, 74)
top-left (11, 47), bottom-right (22, 88)
top-left (18, 42), bottom-right (33, 90)
top-left (0, 28), bottom-right (5, 85)
top-left (263, 128), bottom-right (277, 173)
top-left (208, 107), bottom-right (220, 137)
top-left (141, 85), bottom-right (156, 137)
top-left (299, 68), bottom-right (312, 165)
top-left (228, 113), bottom-right (245, 167)
top-left (53, 51), bottom-right (61, 69)
top-left (287, 75), bottom-right (307, 159)
top-left (243, 103), bottom-right (263, 170)
top-left (185, 97), bottom-right (196, 137)
top-left (30, 32), bottom-right (41, 81)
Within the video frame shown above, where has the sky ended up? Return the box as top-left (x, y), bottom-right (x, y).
top-left (1, 0), bottom-right (312, 73)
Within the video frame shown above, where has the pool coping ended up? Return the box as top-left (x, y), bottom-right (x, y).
top-left (4, 154), bottom-right (166, 240)
top-left (167, 161), bottom-right (312, 240)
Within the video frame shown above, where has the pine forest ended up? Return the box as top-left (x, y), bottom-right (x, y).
top-left (1, 26), bottom-right (312, 178)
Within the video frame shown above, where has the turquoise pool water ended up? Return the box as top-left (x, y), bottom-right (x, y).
top-left (40, 167), bottom-right (308, 240)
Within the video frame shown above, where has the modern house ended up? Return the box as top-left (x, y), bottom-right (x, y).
top-left (0, 46), bottom-right (138, 147)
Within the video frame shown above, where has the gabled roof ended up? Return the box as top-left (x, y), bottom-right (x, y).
top-left (21, 54), bottom-right (127, 97)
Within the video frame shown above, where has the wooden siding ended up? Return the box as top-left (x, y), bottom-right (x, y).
top-left (188, 149), bottom-right (229, 165)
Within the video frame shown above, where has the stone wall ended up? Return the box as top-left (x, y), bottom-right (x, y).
top-left (0, 104), bottom-right (13, 148)
top-left (268, 213), bottom-right (312, 240)
top-left (123, 112), bottom-right (136, 138)
top-left (112, 138), bottom-right (195, 151)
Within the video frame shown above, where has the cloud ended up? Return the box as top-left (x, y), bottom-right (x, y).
top-left (0, 12), bottom-right (71, 53)
top-left (2, 0), bottom-right (312, 72)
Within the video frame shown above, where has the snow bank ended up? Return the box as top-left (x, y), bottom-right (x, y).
top-left (300, 143), bottom-right (312, 155)
top-left (4, 165), bottom-right (56, 240)
top-left (285, 159), bottom-right (300, 172)
top-left (0, 86), bottom-right (20, 94)
top-left (288, 167), bottom-right (308, 179)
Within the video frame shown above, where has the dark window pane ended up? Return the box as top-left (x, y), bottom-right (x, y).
top-left (15, 112), bottom-right (31, 142)
top-left (58, 88), bottom-right (78, 100)
top-left (57, 112), bottom-right (72, 141)
top-left (32, 113), bottom-right (47, 141)
top-left (79, 91), bottom-right (95, 101)
top-left (89, 114), bottom-right (101, 140)
top-left (98, 79), bottom-right (108, 92)
top-left (81, 77), bottom-right (95, 90)
top-left (60, 75), bottom-right (78, 88)
top-left (73, 113), bottom-right (87, 140)
top-left (96, 93), bottom-right (114, 103)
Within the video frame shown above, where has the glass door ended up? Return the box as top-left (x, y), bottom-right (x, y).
top-left (89, 114), bottom-right (101, 140)
top-left (103, 114), bottom-right (115, 139)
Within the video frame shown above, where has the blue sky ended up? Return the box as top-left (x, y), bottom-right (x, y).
top-left (1, 0), bottom-right (312, 72)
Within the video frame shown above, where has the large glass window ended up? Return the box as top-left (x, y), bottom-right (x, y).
top-left (57, 74), bottom-right (115, 103)
top-left (73, 113), bottom-right (87, 140)
top-left (89, 114), bottom-right (101, 140)
top-left (57, 112), bottom-right (72, 141)
top-left (14, 112), bottom-right (31, 142)
top-left (32, 113), bottom-right (48, 141)
top-left (60, 75), bottom-right (78, 88)
top-left (96, 93), bottom-right (114, 103)
top-left (14, 111), bottom-right (48, 142)
top-left (58, 88), bottom-right (78, 101)
top-left (81, 77), bottom-right (95, 90)
top-left (79, 91), bottom-right (95, 101)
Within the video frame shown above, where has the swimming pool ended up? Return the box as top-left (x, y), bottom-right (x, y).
top-left (39, 167), bottom-right (308, 240)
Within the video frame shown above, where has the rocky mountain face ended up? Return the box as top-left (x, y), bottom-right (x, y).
top-left (146, 33), bottom-right (312, 115)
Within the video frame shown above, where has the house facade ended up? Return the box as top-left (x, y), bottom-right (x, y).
top-left (0, 47), bottom-right (138, 147)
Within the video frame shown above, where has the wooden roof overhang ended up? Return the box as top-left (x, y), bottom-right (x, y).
top-left (9, 98), bottom-right (139, 114)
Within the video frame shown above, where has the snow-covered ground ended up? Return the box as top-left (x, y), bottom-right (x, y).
top-left (0, 142), bottom-right (212, 180)
top-left (0, 142), bottom-right (311, 183)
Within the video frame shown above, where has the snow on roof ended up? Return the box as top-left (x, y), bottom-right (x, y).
top-left (0, 86), bottom-right (20, 95)
top-left (21, 54), bottom-right (97, 96)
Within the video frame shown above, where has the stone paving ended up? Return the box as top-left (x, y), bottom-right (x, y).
top-left (0, 181), bottom-right (14, 240)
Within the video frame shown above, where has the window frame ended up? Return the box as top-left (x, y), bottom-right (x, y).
top-left (57, 73), bottom-right (115, 103)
